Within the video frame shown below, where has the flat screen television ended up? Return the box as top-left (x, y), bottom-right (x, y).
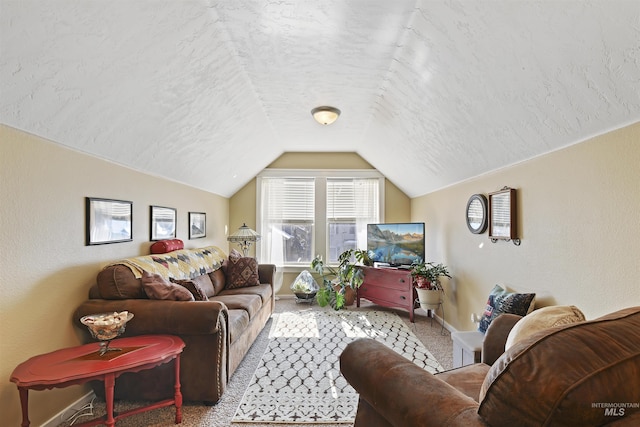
top-left (366, 222), bottom-right (425, 267)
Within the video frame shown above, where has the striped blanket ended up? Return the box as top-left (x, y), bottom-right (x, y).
top-left (108, 246), bottom-right (227, 280)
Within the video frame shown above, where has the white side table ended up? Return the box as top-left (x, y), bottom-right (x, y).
top-left (450, 330), bottom-right (484, 368)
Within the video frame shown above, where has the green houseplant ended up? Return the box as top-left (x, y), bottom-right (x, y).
top-left (411, 261), bottom-right (451, 307)
top-left (410, 261), bottom-right (451, 290)
top-left (311, 249), bottom-right (372, 310)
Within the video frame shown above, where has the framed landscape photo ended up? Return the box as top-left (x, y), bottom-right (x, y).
top-left (85, 197), bottom-right (133, 245)
top-left (189, 212), bottom-right (206, 239)
top-left (150, 205), bottom-right (176, 241)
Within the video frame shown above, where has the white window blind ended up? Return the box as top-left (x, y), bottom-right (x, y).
top-left (327, 178), bottom-right (379, 221)
top-left (265, 177), bottom-right (315, 221)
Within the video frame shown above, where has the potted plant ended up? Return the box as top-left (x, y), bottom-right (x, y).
top-left (411, 261), bottom-right (451, 307)
top-left (311, 249), bottom-right (372, 310)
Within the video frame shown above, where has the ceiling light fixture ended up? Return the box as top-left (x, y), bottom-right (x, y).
top-left (311, 106), bottom-right (341, 125)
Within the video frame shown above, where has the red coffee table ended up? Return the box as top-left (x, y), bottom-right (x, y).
top-left (10, 334), bottom-right (185, 427)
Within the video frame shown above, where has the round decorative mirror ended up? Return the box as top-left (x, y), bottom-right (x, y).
top-left (466, 194), bottom-right (488, 234)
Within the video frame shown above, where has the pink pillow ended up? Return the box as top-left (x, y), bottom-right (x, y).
top-left (141, 271), bottom-right (194, 301)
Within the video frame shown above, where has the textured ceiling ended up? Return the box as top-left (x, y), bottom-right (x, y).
top-left (2, 0), bottom-right (639, 198)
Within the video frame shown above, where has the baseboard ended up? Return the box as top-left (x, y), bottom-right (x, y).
top-left (41, 391), bottom-right (96, 427)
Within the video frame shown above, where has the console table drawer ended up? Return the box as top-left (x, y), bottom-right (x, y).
top-left (359, 285), bottom-right (413, 305)
top-left (362, 268), bottom-right (411, 289)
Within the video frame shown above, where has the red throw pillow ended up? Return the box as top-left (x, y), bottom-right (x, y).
top-left (150, 239), bottom-right (184, 254)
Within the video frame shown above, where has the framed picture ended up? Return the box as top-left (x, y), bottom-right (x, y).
top-left (85, 197), bottom-right (133, 245)
top-left (488, 187), bottom-right (517, 242)
top-left (189, 212), bottom-right (206, 239)
top-left (150, 205), bottom-right (176, 241)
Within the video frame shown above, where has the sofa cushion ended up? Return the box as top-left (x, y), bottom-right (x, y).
top-left (225, 252), bottom-right (260, 289)
top-left (478, 306), bottom-right (640, 427)
top-left (141, 270), bottom-right (194, 301)
top-left (212, 294), bottom-right (262, 319)
top-left (219, 283), bottom-right (273, 305)
top-left (227, 309), bottom-right (250, 344)
top-left (97, 265), bottom-right (147, 299)
top-left (436, 363), bottom-right (491, 402)
top-left (170, 277), bottom-right (210, 301)
top-left (478, 285), bottom-right (535, 333)
top-left (208, 268), bottom-right (226, 296)
top-left (505, 305), bottom-right (585, 350)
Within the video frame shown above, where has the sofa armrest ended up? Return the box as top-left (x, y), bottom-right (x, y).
top-left (258, 264), bottom-right (276, 286)
top-left (481, 313), bottom-right (522, 365)
top-left (74, 299), bottom-right (228, 336)
top-left (340, 338), bottom-right (485, 427)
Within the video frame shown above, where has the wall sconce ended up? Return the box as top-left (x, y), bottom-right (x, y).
top-left (311, 106), bottom-right (340, 125)
top-left (227, 223), bottom-right (261, 257)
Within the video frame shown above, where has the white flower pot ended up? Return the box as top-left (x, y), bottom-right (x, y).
top-left (416, 288), bottom-right (442, 308)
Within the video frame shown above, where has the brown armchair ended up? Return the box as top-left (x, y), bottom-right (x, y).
top-left (340, 307), bottom-right (640, 426)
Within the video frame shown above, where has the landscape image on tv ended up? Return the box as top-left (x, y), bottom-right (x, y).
top-left (366, 222), bottom-right (425, 266)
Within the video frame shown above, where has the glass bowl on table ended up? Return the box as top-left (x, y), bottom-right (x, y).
top-left (80, 311), bottom-right (134, 356)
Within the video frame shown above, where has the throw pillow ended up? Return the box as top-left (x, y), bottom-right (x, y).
top-left (478, 285), bottom-right (535, 333)
top-left (505, 305), bottom-right (585, 350)
top-left (150, 239), bottom-right (184, 254)
top-left (170, 278), bottom-right (209, 301)
top-left (229, 248), bottom-right (243, 261)
top-left (208, 268), bottom-right (226, 296)
top-left (141, 270), bottom-right (194, 301)
top-left (225, 251), bottom-right (260, 289)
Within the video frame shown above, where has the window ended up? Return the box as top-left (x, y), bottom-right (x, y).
top-left (326, 178), bottom-right (379, 261)
top-left (258, 170), bottom-right (383, 268)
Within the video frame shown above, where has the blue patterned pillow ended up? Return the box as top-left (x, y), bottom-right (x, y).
top-left (478, 285), bottom-right (535, 333)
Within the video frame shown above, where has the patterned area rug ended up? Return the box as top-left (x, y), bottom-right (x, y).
top-left (232, 309), bottom-right (443, 424)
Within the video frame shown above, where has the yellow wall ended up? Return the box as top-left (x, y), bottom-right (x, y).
top-left (229, 152), bottom-right (412, 293)
top-left (412, 121), bottom-right (640, 330)
top-left (0, 125), bottom-right (229, 426)
top-left (5, 122), bottom-right (638, 424)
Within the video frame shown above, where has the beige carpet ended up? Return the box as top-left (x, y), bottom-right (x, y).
top-left (58, 298), bottom-right (453, 427)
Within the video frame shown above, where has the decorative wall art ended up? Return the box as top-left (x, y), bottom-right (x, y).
top-left (488, 187), bottom-right (520, 245)
top-left (189, 212), bottom-right (206, 239)
top-left (85, 197), bottom-right (133, 245)
top-left (465, 194), bottom-right (488, 234)
top-left (150, 205), bottom-right (176, 241)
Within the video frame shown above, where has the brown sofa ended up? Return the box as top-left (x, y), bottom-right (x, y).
top-left (340, 306), bottom-right (640, 426)
top-left (73, 246), bottom-right (275, 404)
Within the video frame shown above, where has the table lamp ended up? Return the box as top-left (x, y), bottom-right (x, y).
top-left (227, 223), bottom-right (261, 257)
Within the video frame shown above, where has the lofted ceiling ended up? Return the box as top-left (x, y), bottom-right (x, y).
top-left (2, 0), bottom-right (639, 198)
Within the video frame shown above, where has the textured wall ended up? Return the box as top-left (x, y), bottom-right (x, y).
top-left (412, 121), bottom-right (640, 330)
top-left (0, 125), bottom-right (229, 426)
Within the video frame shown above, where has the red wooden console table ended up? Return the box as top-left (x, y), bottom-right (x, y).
top-left (10, 335), bottom-right (185, 427)
top-left (357, 266), bottom-right (418, 322)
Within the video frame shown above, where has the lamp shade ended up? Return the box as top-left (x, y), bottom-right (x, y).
top-left (311, 106), bottom-right (340, 125)
top-left (227, 223), bottom-right (261, 257)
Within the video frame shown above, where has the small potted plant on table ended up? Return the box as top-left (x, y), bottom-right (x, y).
top-left (411, 261), bottom-right (451, 308)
